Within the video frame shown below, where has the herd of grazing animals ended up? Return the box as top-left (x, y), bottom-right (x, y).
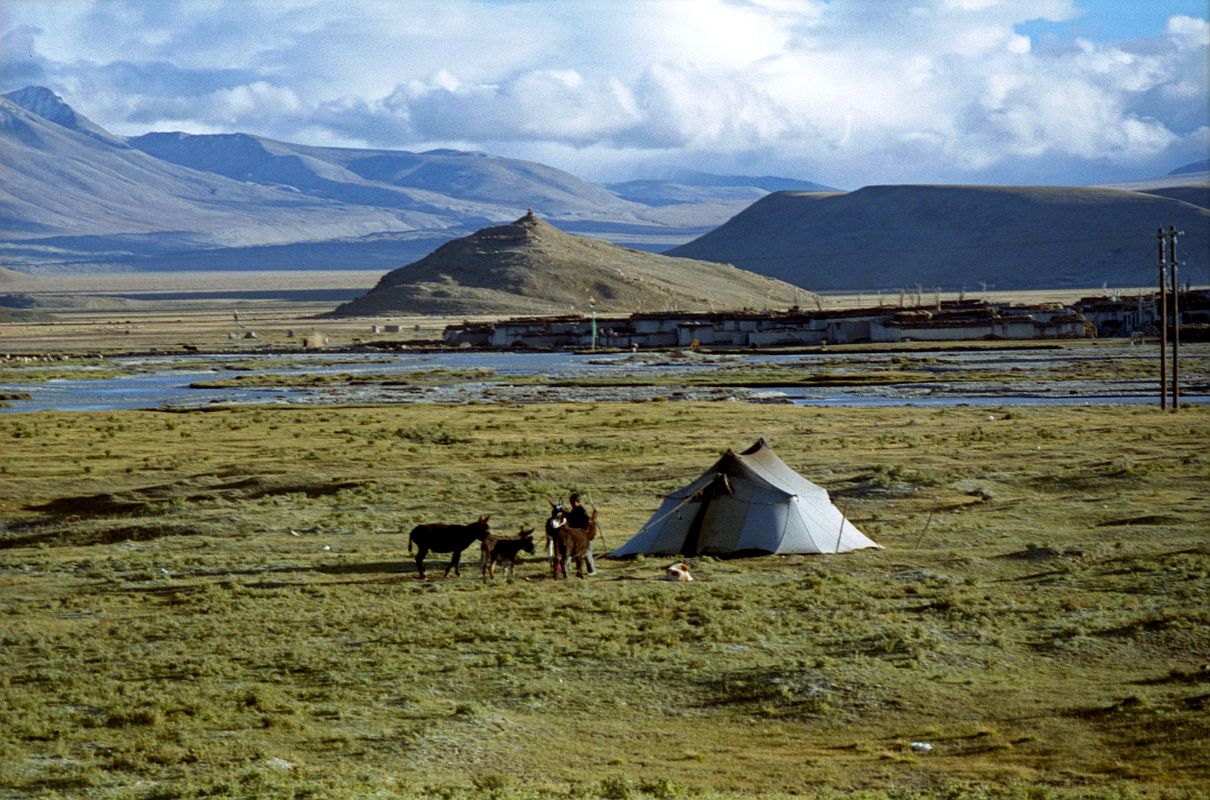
top-left (405, 500), bottom-right (675, 582)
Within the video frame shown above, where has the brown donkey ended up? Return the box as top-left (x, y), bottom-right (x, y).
top-left (407, 515), bottom-right (491, 579)
top-left (553, 509), bottom-right (597, 579)
top-left (480, 527), bottom-right (536, 581)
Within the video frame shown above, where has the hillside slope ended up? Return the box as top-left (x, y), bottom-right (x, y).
top-left (668, 185), bottom-right (1210, 291)
top-left (0, 91), bottom-right (443, 269)
top-left (127, 134), bottom-right (649, 224)
top-left (1101, 170), bottom-right (1209, 210)
top-left (331, 212), bottom-right (811, 316)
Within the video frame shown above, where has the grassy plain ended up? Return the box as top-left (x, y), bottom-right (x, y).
top-left (1, 401), bottom-right (1208, 799)
top-left (2, 276), bottom-right (1207, 797)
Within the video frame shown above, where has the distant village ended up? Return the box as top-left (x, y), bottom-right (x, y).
top-left (442, 290), bottom-right (1210, 350)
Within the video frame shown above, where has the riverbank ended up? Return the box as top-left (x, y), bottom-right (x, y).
top-left (2, 342), bottom-right (1207, 412)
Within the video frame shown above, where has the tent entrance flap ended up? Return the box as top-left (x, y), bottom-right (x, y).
top-left (682, 473), bottom-right (733, 556)
top-left (681, 499), bottom-right (709, 556)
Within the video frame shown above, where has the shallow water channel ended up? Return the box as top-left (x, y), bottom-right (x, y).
top-left (2, 344), bottom-right (1205, 412)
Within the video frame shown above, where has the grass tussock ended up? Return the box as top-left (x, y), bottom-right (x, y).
top-left (0, 402), bottom-right (1207, 798)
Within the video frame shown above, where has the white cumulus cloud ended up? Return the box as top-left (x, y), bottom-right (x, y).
top-left (1, 0), bottom-right (1205, 186)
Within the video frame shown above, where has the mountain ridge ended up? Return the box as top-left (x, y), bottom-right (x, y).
top-left (668, 185), bottom-right (1210, 291)
top-left (127, 130), bottom-right (645, 222)
top-left (1171, 159), bottom-right (1210, 176)
top-left (0, 94), bottom-right (433, 249)
top-left (608, 171), bottom-right (837, 207)
top-left (4, 86), bottom-right (126, 147)
top-left (0, 86), bottom-right (781, 273)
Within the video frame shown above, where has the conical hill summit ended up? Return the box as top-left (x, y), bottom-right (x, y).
top-left (331, 211), bottom-right (811, 316)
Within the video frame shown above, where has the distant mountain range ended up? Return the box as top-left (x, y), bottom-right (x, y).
top-left (1099, 160), bottom-right (1210, 209)
top-left (0, 86), bottom-right (786, 273)
top-left (125, 132), bottom-right (637, 224)
top-left (1, 88), bottom-right (444, 270)
top-left (607, 170), bottom-right (835, 207)
top-left (331, 211), bottom-right (808, 316)
top-left (669, 184), bottom-right (1209, 291)
top-left (1171, 159), bottom-right (1210, 176)
top-left (1, 85), bottom-right (1206, 294)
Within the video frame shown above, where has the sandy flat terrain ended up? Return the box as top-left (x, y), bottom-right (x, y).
top-left (0, 269), bottom-right (386, 295)
top-left (4, 268), bottom-right (1163, 308)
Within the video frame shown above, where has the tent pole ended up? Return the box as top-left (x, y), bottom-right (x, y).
top-left (584, 493), bottom-right (606, 550)
top-left (913, 502), bottom-right (937, 550)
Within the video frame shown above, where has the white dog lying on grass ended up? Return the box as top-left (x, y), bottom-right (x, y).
top-left (663, 562), bottom-right (694, 581)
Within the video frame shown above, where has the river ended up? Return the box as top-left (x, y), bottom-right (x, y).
top-left (1, 344), bottom-right (1205, 412)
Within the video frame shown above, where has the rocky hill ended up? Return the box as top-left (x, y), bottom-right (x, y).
top-left (668, 185), bottom-right (1210, 291)
top-left (330, 212), bottom-right (811, 316)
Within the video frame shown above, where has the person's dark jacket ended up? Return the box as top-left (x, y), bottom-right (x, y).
top-left (566, 505), bottom-right (590, 529)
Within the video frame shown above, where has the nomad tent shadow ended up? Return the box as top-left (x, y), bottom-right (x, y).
top-left (609, 438), bottom-right (880, 557)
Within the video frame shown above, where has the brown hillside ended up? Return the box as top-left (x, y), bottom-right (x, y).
top-left (0, 267), bottom-right (33, 285)
top-left (668, 185), bottom-right (1210, 291)
top-left (330, 212), bottom-right (813, 316)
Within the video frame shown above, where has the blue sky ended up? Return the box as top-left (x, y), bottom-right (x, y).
top-left (2, 0), bottom-right (1206, 189)
top-left (1016, 0), bottom-right (1208, 41)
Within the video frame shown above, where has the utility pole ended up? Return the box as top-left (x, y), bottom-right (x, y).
top-left (1157, 228), bottom-right (1167, 410)
top-left (1168, 226), bottom-right (1180, 409)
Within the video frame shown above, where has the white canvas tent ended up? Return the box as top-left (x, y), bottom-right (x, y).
top-left (610, 438), bottom-right (880, 557)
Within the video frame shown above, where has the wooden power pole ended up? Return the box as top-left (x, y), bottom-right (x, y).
top-left (1169, 226), bottom-right (1180, 410)
top-left (1158, 228), bottom-right (1167, 410)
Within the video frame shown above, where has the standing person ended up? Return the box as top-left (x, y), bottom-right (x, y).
top-left (565, 492), bottom-right (596, 575)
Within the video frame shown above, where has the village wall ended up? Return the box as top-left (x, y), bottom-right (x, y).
top-left (436, 294), bottom-right (1210, 349)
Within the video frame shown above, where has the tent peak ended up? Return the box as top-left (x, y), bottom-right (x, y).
top-left (739, 437), bottom-right (770, 455)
